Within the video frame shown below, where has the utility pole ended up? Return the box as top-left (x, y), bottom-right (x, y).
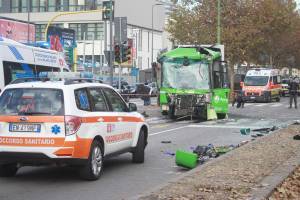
top-left (217, 0), bottom-right (221, 44)
top-left (27, 0), bottom-right (30, 43)
top-left (83, 32), bottom-right (86, 70)
top-left (151, 3), bottom-right (163, 64)
top-left (92, 33), bottom-right (95, 74)
top-left (109, 0), bottom-right (114, 86)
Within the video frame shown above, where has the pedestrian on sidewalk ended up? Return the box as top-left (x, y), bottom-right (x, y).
top-left (232, 90), bottom-right (245, 108)
top-left (136, 83), bottom-right (151, 106)
top-left (289, 76), bottom-right (299, 109)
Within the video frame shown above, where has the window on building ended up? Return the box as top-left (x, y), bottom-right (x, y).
top-left (11, 0), bottom-right (20, 12)
top-left (40, 0), bottom-right (47, 11)
top-left (35, 24), bottom-right (46, 41)
top-left (138, 29), bottom-right (142, 51)
top-left (23, 0), bottom-right (29, 12)
top-left (96, 0), bottom-right (102, 9)
top-left (31, 0), bottom-right (39, 12)
top-left (12, 0), bottom-right (30, 12)
top-left (148, 31), bottom-right (150, 52)
top-left (47, 0), bottom-right (56, 11)
top-left (69, 0), bottom-right (78, 11)
top-left (85, 0), bottom-right (95, 10)
top-left (138, 56), bottom-right (142, 69)
top-left (0, 0), bottom-right (2, 7)
top-left (69, 23), bottom-right (104, 40)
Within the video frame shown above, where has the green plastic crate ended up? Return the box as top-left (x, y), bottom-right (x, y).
top-left (175, 150), bottom-right (198, 169)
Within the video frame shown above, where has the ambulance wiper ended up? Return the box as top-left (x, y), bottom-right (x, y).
top-left (18, 111), bottom-right (51, 116)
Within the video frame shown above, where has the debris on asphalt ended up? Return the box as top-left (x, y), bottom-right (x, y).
top-left (292, 120), bottom-right (300, 125)
top-left (176, 144), bottom-right (237, 169)
top-left (164, 151), bottom-right (175, 156)
top-left (141, 111), bottom-right (149, 118)
top-left (238, 140), bottom-right (249, 147)
top-left (293, 135), bottom-right (300, 140)
top-left (240, 128), bottom-right (251, 135)
top-left (161, 140), bottom-right (172, 144)
top-left (175, 150), bottom-right (198, 169)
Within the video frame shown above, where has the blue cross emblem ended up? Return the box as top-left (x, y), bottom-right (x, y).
top-left (51, 125), bottom-right (61, 135)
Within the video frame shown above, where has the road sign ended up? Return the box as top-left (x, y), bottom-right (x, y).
top-left (115, 17), bottom-right (127, 44)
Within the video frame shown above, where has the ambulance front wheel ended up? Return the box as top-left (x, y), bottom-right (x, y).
top-left (132, 129), bottom-right (145, 163)
top-left (0, 163), bottom-right (18, 177)
top-left (80, 140), bottom-right (103, 181)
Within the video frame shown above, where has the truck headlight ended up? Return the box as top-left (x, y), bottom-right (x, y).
top-left (205, 93), bottom-right (211, 103)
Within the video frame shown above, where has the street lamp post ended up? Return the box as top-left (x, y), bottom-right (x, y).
top-left (151, 3), bottom-right (163, 65)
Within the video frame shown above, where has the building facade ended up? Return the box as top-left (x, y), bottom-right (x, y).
top-left (0, 0), bottom-right (166, 71)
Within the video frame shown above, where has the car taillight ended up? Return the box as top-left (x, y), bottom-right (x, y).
top-left (65, 116), bottom-right (81, 136)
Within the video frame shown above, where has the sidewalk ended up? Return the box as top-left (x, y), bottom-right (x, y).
top-left (138, 125), bottom-right (300, 200)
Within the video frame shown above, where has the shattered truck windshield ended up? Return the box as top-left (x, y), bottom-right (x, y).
top-left (162, 58), bottom-right (209, 90)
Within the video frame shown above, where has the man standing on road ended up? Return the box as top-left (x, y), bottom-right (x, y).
top-left (289, 76), bottom-right (299, 109)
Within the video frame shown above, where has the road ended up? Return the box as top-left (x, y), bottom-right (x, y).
top-left (0, 97), bottom-right (298, 200)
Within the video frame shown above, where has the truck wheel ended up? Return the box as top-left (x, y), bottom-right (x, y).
top-left (168, 105), bottom-right (176, 120)
top-left (79, 140), bottom-right (103, 181)
top-left (217, 113), bottom-right (227, 119)
top-left (265, 94), bottom-right (272, 103)
top-left (0, 163), bottom-right (18, 177)
top-left (132, 129), bottom-right (145, 163)
top-left (162, 111), bottom-right (168, 115)
top-left (276, 97), bottom-right (280, 102)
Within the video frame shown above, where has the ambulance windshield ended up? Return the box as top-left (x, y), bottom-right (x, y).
top-left (244, 76), bottom-right (269, 86)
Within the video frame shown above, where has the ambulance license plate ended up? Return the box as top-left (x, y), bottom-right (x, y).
top-left (9, 123), bottom-right (41, 133)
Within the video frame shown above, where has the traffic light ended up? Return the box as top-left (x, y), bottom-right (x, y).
top-left (102, 1), bottom-right (114, 21)
top-left (120, 45), bottom-right (132, 64)
top-left (114, 44), bottom-right (121, 63)
top-left (125, 45), bottom-right (132, 64)
top-left (121, 45), bottom-right (127, 63)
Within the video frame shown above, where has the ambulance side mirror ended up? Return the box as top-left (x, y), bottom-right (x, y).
top-left (128, 103), bottom-right (137, 112)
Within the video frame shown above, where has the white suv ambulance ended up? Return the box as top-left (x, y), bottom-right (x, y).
top-left (0, 75), bottom-right (148, 180)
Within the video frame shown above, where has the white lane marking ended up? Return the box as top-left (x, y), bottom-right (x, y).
top-left (270, 104), bottom-right (282, 107)
top-left (187, 124), bottom-right (261, 129)
top-left (254, 104), bottom-right (265, 107)
top-left (149, 126), bottom-right (188, 136)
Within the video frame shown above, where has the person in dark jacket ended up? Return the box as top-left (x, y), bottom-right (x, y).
top-left (289, 76), bottom-right (299, 109)
top-left (136, 84), bottom-right (151, 106)
top-left (232, 91), bottom-right (245, 108)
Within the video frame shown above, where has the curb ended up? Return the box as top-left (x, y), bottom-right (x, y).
top-left (248, 152), bottom-right (300, 199)
top-left (134, 125), bottom-right (300, 200)
top-left (131, 135), bottom-right (255, 200)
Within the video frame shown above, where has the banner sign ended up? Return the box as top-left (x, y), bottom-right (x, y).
top-left (47, 26), bottom-right (76, 68)
top-left (0, 18), bottom-right (35, 43)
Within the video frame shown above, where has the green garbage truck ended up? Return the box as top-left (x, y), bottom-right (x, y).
top-left (154, 45), bottom-right (230, 120)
